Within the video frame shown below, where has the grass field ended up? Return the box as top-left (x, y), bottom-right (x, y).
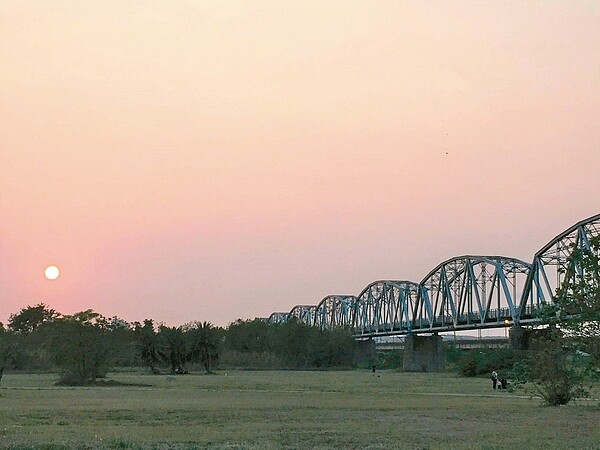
top-left (0, 370), bottom-right (598, 449)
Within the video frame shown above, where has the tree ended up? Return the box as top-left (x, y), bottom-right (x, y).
top-left (511, 328), bottom-right (590, 405)
top-left (136, 319), bottom-right (161, 373)
top-left (269, 320), bottom-right (313, 368)
top-left (158, 326), bottom-right (188, 374)
top-left (48, 310), bottom-right (115, 385)
top-left (225, 319), bottom-right (269, 353)
top-left (106, 316), bottom-right (138, 367)
top-left (318, 328), bottom-right (359, 367)
top-left (187, 321), bottom-right (220, 373)
top-left (512, 236), bottom-right (600, 405)
top-left (0, 329), bottom-right (20, 385)
top-left (8, 303), bottom-right (59, 334)
top-left (550, 235), bottom-right (600, 369)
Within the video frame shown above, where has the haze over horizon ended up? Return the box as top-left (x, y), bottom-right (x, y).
top-left (1, 1), bottom-right (599, 327)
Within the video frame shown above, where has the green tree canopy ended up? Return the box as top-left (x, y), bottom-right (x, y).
top-left (546, 235), bottom-right (600, 370)
top-left (158, 326), bottom-right (187, 374)
top-left (136, 319), bottom-right (161, 373)
top-left (186, 321), bottom-right (220, 373)
top-left (8, 303), bottom-right (59, 334)
top-left (48, 310), bottom-right (115, 384)
top-left (225, 318), bottom-right (269, 353)
top-left (513, 236), bottom-right (600, 405)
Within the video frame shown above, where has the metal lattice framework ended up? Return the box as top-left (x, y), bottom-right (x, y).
top-left (267, 312), bottom-right (289, 324)
top-left (519, 213), bottom-right (600, 323)
top-left (415, 256), bottom-right (531, 333)
top-left (354, 281), bottom-right (421, 335)
top-left (265, 214), bottom-right (600, 337)
top-left (314, 295), bottom-right (357, 330)
top-left (288, 305), bottom-right (317, 327)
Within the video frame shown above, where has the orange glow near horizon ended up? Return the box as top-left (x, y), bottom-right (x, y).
top-left (1, 1), bottom-right (599, 328)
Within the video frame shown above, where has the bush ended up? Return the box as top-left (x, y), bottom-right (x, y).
top-left (48, 311), bottom-right (115, 385)
top-left (374, 350), bottom-right (404, 370)
top-left (510, 329), bottom-right (591, 406)
top-left (221, 320), bottom-right (360, 370)
top-left (448, 346), bottom-right (521, 378)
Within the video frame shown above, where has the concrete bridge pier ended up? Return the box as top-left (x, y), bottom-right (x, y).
top-left (509, 325), bottom-right (529, 350)
top-left (403, 333), bottom-right (445, 372)
top-left (510, 325), bottom-right (556, 350)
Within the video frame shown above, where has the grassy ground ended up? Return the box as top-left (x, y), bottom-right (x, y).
top-left (0, 370), bottom-right (598, 449)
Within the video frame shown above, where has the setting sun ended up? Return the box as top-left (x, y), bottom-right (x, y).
top-left (44, 265), bottom-right (60, 280)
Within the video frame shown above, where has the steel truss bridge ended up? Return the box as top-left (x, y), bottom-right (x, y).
top-left (266, 214), bottom-right (600, 338)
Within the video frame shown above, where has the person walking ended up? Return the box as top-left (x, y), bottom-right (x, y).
top-left (491, 370), bottom-right (498, 390)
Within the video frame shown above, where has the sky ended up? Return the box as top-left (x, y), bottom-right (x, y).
top-left (1, 1), bottom-right (599, 328)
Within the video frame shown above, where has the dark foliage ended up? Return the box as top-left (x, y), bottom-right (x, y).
top-left (135, 319), bottom-right (161, 373)
top-left (157, 325), bottom-right (188, 375)
top-left (186, 321), bottom-right (220, 373)
top-left (48, 310), bottom-right (116, 384)
top-left (510, 328), bottom-right (591, 405)
top-left (446, 346), bottom-right (520, 377)
top-left (511, 236), bottom-right (599, 405)
top-left (8, 303), bottom-right (59, 334)
top-left (222, 319), bottom-right (359, 369)
top-left (1, 307), bottom-right (360, 375)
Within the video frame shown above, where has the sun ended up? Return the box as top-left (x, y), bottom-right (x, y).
top-left (44, 265), bottom-right (60, 280)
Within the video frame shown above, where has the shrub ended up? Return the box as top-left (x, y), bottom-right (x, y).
top-left (510, 329), bottom-right (591, 406)
top-left (449, 347), bottom-right (521, 378)
top-left (48, 311), bottom-right (115, 385)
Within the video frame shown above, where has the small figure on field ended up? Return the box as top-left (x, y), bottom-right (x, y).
top-left (491, 370), bottom-right (498, 389)
top-left (371, 365), bottom-right (376, 374)
top-left (499, 378), bottom-right (508, 390)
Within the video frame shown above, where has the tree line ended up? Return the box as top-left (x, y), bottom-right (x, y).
top-left (0, 306), bottom-right (362, 385)
top-left (1, 237), bottom-right (597, 405)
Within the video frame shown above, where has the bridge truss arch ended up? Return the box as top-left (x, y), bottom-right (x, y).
top-left (314, 295), bottom-right (357, 330)
top-left (415, 256), bottom-right (531, 334)
top-left (519, 213), bottom-right (600, 323)
top-left (267, 312), bottom-right (289, 325)
top-left (288, 305), bottom-right (317, 326)
top-left (354, 280), bottom-right (421, 336)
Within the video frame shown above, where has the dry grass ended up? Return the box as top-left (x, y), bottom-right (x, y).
top-left (0, 370), bottom-right (598, 449)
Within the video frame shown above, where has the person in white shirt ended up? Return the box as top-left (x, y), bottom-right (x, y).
top-left (491, 370), bottom-right (498, 389)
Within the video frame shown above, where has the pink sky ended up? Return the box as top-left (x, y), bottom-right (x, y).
top-left (1, 1), bottom-right (599, 327)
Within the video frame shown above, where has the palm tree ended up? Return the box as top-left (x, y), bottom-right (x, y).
top-left (158, 325), bottom-right (187, 375)
top-left (187, 321), bottom-right (219, 373)
top-left (136, 319), bottom-right (161, 374)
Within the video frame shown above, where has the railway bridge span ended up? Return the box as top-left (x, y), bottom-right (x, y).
top-left (266, 213), bottom-right (600, 345)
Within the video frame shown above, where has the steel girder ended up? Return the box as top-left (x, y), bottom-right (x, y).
top-left (416, 256), bottom-right (531, 332)
top-left (288, 305), bottom-right (317, 326)
top-left (519, 213), bottom-right (600, 323)
top-left (354, 281), bottom-right (421, 335)
top-left (314, 295), bottom-right (357, 330)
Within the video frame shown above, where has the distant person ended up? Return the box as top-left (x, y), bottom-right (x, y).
top-left (499, 378), bottom-right (508, 390)
top-left (491, 370), bottom-right (498, 390)
top-left (371, 365), bottom-right (376, 374)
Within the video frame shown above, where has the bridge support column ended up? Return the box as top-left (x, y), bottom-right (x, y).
top-left (510, 325), bottom-right (557, 350)
top-left (403, 333), bottom-right (445, 372)
top-left (509, 325), bottom-right (529, 350)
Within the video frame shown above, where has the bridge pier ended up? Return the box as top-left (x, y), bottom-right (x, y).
top-left (510, 325), bottom-right (556, 350)
top-left (403, 333), bottom-right (445, 372)
top-left (509, 325), bottom-right (529, 350)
